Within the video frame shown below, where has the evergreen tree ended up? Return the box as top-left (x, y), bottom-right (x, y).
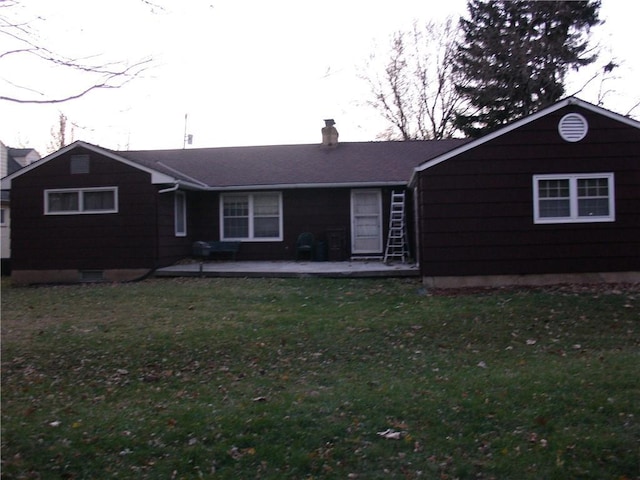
top-left (454, 0), bottom-right (601, 137)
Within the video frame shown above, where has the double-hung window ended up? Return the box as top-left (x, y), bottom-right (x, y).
top-left (533, 173), bottom-right (614, 224)
top-left (45, 187), bottom-right (118, 215)
top-left (221, 192), bottom-right (282, 241)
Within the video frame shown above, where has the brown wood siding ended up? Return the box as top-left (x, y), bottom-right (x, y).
top-left (189, 192), bottom-right (220, 241)
top-left (417, 105), bottom-right (640, 277)
top-left (11, 148), bottom-right (159, 271)
top-left (282, 188), bottom-right (351, 261)
top-left (187, 187), bottom-right (407, 261)
top-left (188, 188), bottom-right (352, 261)
top-left (155, 191), bottom-right (201, 267)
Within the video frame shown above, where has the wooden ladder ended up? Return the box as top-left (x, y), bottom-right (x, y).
top-left (383, 191), bottom-right (409, 263)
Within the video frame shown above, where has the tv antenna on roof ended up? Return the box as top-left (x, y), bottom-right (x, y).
top-left (183, 113), bottom-right (193, 149)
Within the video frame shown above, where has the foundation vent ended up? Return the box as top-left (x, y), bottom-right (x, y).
top-left (80, 270), bottom-right (105, 282)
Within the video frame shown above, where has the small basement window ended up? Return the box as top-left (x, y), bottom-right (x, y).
top-left (45, 187), bottom-right (118, 215)
top-left (533, 173), bottom-right (615, 224)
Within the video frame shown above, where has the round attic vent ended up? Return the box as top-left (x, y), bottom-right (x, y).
top-left (558, 113), bottom-right (588, 142)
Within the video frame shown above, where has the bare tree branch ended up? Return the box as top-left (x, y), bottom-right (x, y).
top-left (0, 58), bottom-right (152, 104)
top-left (0, 47), bottom-right (36, 59)
top-left (625, 100), bottom-right (640, 117)
top-left (0, 1), bottom-right (154, 104)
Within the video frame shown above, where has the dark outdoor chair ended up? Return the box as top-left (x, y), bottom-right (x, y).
top-left (295, 232), bottom-right (314, 260)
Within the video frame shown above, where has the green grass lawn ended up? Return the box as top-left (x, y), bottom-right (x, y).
top-left (1, 277), bottom-right (638, 479)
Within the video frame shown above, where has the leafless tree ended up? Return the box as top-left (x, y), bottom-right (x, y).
top-left (362, 18), bottom-right (469, 140)
top-left (0, 0), bottom-right (152, 104)
top-left (47, 112), bottom-right (74, 152)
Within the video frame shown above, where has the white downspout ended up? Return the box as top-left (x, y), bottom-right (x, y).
top-left (158, 184), bottom-right (179, 194)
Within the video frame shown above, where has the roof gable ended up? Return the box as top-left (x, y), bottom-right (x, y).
top-left (0, 141), bottom-right (184, 189)
top-left (413, 97), bottom-right (640, 176)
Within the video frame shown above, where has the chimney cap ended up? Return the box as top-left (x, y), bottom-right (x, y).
top-left (324, 119), bottom-right (336, 126)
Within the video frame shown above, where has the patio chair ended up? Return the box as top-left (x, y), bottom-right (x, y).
top-left (295, 232), bottom-right (314, 260)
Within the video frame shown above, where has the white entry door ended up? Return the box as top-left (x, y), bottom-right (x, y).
top-left (351, 189), bottom-right (383, 254)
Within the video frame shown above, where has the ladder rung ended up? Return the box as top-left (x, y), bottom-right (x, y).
top-left (384, 191), bottom-right (408, 263)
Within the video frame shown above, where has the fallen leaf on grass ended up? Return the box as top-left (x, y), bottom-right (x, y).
top-left (377, 429), bottom-right (404, 440)
top-left (228, 446), bottom-right (256, 460)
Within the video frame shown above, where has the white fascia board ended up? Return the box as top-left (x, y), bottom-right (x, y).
top-left (1, 140), bottom-right (183, 189)
top-left (575, 98), bottom-right (640, 129)
top-left (413, 97), bottom-right (640, 176)
top-left (207, 181), bottom-right (408, 191)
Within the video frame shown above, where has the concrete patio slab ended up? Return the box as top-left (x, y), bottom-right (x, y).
top-left (154, 260), bottom-right (419, 278)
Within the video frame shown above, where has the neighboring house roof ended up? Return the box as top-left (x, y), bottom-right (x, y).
top-left (1, 142), bottom-right (41, 178)
top-left (1, 143), bottom-right (41, 203)
top-left (410, 97), bottom-right (640, 183)
top-left (6, 147), bottom-right (40, 175)
top-left (8, 148), bottom-right (35, 158)
top-left (6, 156), bottom-right (22, 176)
top-left (117, 139), bottom-right (469, 190)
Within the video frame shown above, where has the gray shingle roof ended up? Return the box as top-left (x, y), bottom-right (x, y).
top-left (117, 139), bottom-right (469, 189)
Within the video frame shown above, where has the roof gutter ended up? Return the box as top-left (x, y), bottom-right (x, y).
top-left (203, 181), bottom-right (409, 191)
top-left (158, 184), bottom-right (179, 194)
top-left (407, 170), bottom-right (419, 189)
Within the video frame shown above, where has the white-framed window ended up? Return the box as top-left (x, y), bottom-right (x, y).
top-left (44, 187), bottom-right (118, 215)
top-left (533, 173), bottom-right (615, 224)
top-left (220, 192), bottom-right (282, 241)
top-left (174, 191), bottom-right (187, 237)
top-left (0, 207), bottom-right (6, 226)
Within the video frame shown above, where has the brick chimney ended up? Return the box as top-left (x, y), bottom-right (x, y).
top-left (321, 119), bottom-right (339, 146)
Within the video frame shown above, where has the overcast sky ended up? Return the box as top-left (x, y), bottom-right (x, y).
top-left (1, 0), bottom-right (637, 156)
